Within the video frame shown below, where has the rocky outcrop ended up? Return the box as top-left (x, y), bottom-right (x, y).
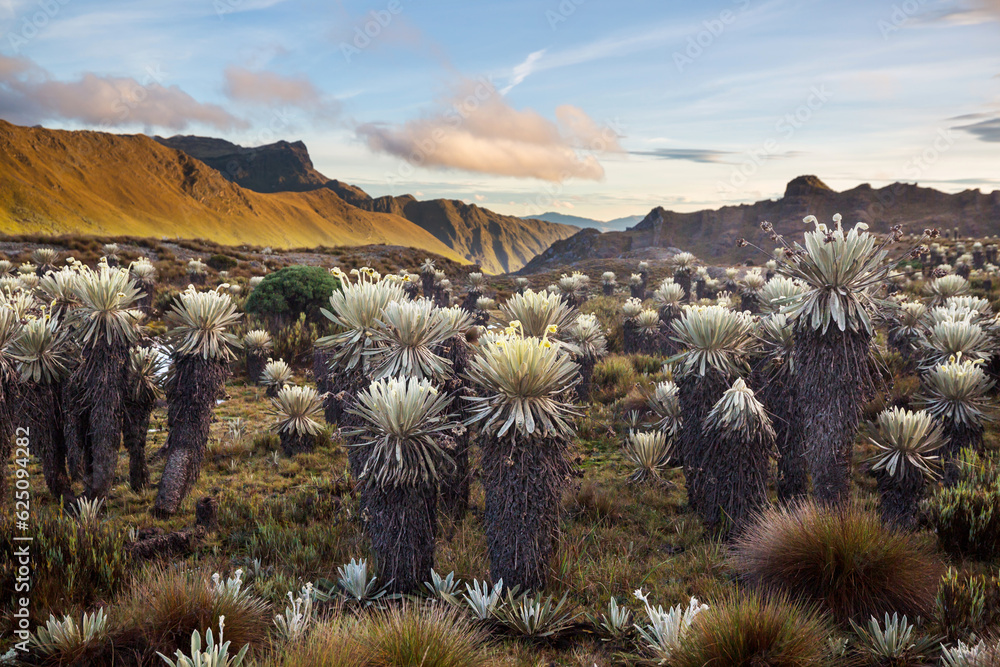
top-left (520, 175), bottom-right (1000, 273)
top-left (156, 134), bottom-right (578, 273)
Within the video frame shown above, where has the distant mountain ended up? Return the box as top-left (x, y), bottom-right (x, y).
top-left (156, 135), bottom-right (578, 273)
top-left (520, 175), bottom-right (1000, 273)
top-left (0, 120), bottom-right (463, 262)
top-left (521, 211), bottom-right (645, 231)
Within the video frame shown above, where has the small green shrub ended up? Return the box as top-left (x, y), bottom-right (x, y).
top-left (629, 353), bottom-right (662, 375)
top-left (934, 567), bottom-right (1000, 642)
top-left (670, 591), bottom-right (834, 667)
top-left (207, 254), bottom-right (239, 271)
top-left (925, 450), bottom-right (1000, 561)
top-left (272, 313), bottom-right (327, 366)
top-left (592, 355), bottom-right (637, 403)
top-left (244, 266), bottom-right (341, 323)
top-left (154, 288), bottom-right (181, 315)
top-left (0, 509), bottom-right (132, 620)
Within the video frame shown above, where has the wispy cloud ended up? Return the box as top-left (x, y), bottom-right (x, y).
top-left (631, 148), bottom-right (735, 164)
top-left (356, 77), bottom-right (621, 182)
top-left (0, 55), bottom-right (246, 131)
top-left (913, 0), bottom-right (1000, 25)
top-left (956, 115), bottom-right (1000, 141)
top-left (501, 49), bottom-right (546, 94)
top-left (223, 66), bottom-right (338, 117)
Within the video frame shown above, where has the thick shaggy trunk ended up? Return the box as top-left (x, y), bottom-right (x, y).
top-left (658, 310), bottom-right (680, 356)
top-left (152, 357), bottom-right (228, 517)
top-left (875, 470), bottom-right (926, 530)
top-left (629, 284), bottom-right (645, 300)
top-left (123, 395), bottom-right (155, 492)
top-left (482, 434), bottom-right (570, 592)
top-left (280, 430), bottom-right (314, 457)
top-left (793, 326), bottom-right (872, 506)
top-left (676, 371), bottom-right (730, 515)
top-left (0, 376), bottom-right (16, 505)
top-left (246, 351), bottom-right (266, 386)
top-left (461, 289), bottom-right (482, 312)
top-left (675, 271), bottom-right (692, 302)
top-left (576, 357), bottom-right (595, 403)
top-left (312, 348), bottom-right (339, 424)
top-left (698, 429), bottom-right (772, 539)
top-left (740, 294), bottom-right (759, 313)
top-left (137, 279), bottom-right (155, 314)
top-left (622, 320), bottom-right (640, 354)
top-left (439, 433), bottom-right (469, 522)
top-left (330, 367), bottom-right (368, 479)
top-left (361, 481), bottom-right (437, 593)
top-left (756, 377), bottom-right (808, 503)
top-left (65, 340), bottom-right (129, 500)
top-left (602, 284), bottom-right (614, 296)
top-left (421, 273), bottom-right (435, 298)
top-left (21, 383), bottom-right (74, 503)
top-left (438, 335), bottom-right (472, 521)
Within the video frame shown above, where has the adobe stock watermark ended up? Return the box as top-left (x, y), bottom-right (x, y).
top-left (717, 84), bottom-right (833, 195)
top-left (8, 427), bottom-right (33, 658)
top-left (6, 0), bottom-right (72, 54)
top-left (546, 0), bottom-right (588, 31)
top-left (877, 0), bottom-right (929, 39)
top-left (339, 0), bottom-right (405, 63)
top-left (383, 75), bottom-right (499, 188)
top-left (673, 0), bottom-right (751, 73)
top-left (521, 118), bottom-right (626, 217)
top-left (94, 63), bottom-right (169, 132)
top-left (214, 0), bottom-right (249, 20)
top-left (866, 128), bottom-right (956, 220)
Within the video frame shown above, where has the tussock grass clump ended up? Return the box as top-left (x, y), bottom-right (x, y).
top-left (275, 604), bottom-right (498, 667)
top-left (113, 566), bottom-right (270, 663)
top-left (363, 603), bottom-right (500, 667)
top-left (670, 591), bottom-right (834, 667)
top-left (273, 615), bottom-right (367, 667)
top-left (729, 502), bottom-right (943, 624)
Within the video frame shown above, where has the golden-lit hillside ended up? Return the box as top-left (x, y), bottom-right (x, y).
top-left (0, 120), bottom-right (466, 263)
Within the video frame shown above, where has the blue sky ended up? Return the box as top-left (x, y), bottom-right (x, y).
top-left (2, 0), bottom-right (999, 220)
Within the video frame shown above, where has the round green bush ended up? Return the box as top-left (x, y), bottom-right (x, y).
top-left (207, 253), bottom-right (238, 271)
top-left (244, 266), bottom-right (340, 323)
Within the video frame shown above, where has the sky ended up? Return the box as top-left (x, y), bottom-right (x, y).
top-left (1, 0), bottom-right (999, 221)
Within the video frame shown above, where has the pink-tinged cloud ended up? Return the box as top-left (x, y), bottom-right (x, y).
top-left (0, 55), bottom-right (246, 131)
top-left (223, 66), bottom-right (337, 117)
top-left (355, 78), bottom-right (622, 182)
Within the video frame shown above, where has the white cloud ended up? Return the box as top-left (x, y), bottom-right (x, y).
top-left (356, 77), bottom-right (622, 182)
top-left (500, 49), bottom-right (546, 95)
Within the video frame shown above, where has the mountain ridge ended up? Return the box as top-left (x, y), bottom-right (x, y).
top-left (520, 174), bottom-right (1000, 273)
top-left (155, 134), bottom-right (578, 273)
top-left (520, 211), bottom-right (645, 232)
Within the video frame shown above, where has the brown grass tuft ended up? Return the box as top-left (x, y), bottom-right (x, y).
top-left (728, 501), bottom-right (943, 625)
